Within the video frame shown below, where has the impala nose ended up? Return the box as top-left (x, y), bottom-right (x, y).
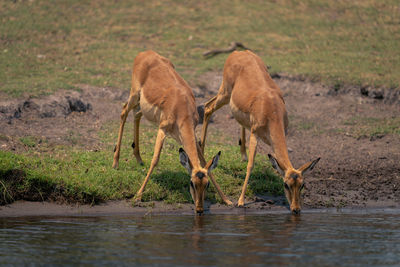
top-left (292, 208), bottom-right (301, 215)
top-left (196, 208), bottom-right (204, 215)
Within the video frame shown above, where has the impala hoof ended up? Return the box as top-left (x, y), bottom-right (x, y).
top-left (133, 194), bottom-right (142, 204)
top-left (225, 199), bottom-right (233, 206)
top-left (133, 199), bottom-right (142, 206)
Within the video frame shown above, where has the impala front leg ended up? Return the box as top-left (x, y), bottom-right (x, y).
top-left (208, 172), bottom-right (233, 206)
top-left (200, 91), bottom-right (230, 154)
top-left (200, 95), bottom-right (217, 155)
top-left (135, 128), bottom-right (166, 202)
top-left (196, 141), bottom-right (233, 206)
top-left (238, 132), bottom-right (257, 207)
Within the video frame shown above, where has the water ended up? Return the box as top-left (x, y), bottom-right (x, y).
top-left (1, 212), bottom-right (400, 266)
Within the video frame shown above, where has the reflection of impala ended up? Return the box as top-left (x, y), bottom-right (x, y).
top-left (200, 50), bottom-right (320, 214)
top-left (112, 50), bottom-right (232, 214)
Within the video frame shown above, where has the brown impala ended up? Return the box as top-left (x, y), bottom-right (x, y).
top-left (112, 50), bottom-right (232, 214)
top-left (200, 50), bottom-right (320, 214)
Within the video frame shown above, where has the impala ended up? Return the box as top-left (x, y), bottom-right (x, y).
top-left (200, 50), bottom-right (320, 214)
top-left (112, 50), bottom-right (232, 214)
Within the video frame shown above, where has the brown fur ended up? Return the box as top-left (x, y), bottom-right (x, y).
top-left (200, 51), bottom-right (319, 213)
top-left (112, 51), bottom-right (232, 214)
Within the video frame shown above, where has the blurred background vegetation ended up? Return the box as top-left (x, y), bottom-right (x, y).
top-left (1, 0), bottom-right (399, 98)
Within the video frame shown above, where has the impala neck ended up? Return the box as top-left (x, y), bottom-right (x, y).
top-left (273, 143), bottom-right (293, 172)
top-left (179, 120), bottom-right (201, 169)
top-left (269, 123), bottom-right (294, 172)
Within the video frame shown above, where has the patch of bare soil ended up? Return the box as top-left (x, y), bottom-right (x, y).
top-left (0, 85), bottom-right (129, 152)
top-left (1, 73), bottom-right (399, 211)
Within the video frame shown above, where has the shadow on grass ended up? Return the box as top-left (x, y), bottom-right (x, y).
top-left (141, 170), bottom-right (192, 203)
top-left (218, 162), bottom-right (287, 208)
top-left (246, 168), bottom-right (288, 208)
top-left (0, 169), bottom-right (103, 206)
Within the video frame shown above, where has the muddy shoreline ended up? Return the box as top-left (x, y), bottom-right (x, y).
top-left (1, 200), bottom-right (399, 218)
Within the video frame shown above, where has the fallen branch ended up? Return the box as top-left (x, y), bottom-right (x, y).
top-left (203, 42), bottom-right (251, 58)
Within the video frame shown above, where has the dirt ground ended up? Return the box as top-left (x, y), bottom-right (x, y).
top-left (1, 72), bottom-right (399, 215)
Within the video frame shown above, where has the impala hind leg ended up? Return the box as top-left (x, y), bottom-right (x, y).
top-left (239, 126), bottom-right (248, 162)
top-left (200, 91), bottom-right (230, 154)
top-left (238, 132), bottom-right (258, 207)
top-left (135, 128), bottom-right (166, 202)
top-left (132, 110), bottom-right (144, 165)
top-left (113, 92), bottom-right (139, 169)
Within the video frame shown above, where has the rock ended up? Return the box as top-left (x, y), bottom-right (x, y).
top-left (360, 87), bottom-right (369, 96)
top-left (371, 90), bottom-right (384, 99)
top-left (254, 196), bottom-right (265, 202)
top-left (67, 97), bottom-right (92, 113)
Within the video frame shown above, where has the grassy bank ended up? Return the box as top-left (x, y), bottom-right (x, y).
top-left (0, 123), bottom-right (282, 205)
top-left (1, 0), bottom-right (399, 98)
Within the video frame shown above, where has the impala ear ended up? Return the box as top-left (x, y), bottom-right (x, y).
top-left (298, 157), bottom-right (321, 175)
top-left (268, 154), bottom-right (284, 176)
top-left (179, 148), bottom-right (192, 173)
top-left (206, 151), bottom-right (221, 172)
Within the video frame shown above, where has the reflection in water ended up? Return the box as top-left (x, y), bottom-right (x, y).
top-left (191, 215), bottom-right (204, 253)
top-left (1, 213), bottom-right (400, 266)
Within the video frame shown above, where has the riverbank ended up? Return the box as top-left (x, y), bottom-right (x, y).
top-left (1, 72), bottom-right (400, 212)
top-left (2, 199), bottom-right (400, 218)
top-left (2, 0), bottom-right (400, 217)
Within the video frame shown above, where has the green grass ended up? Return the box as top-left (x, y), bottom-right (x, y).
top-left (0, 123), bottom-right (282, 205)
top-left (19, 136), bottom-right (38, 148)
top-left (342, 116), bottom-right (400, 138)
top-left (1, 0), bottom-right (399, 98)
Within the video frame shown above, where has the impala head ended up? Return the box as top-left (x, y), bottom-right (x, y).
top-left (179, 148), bottom-right (221, 215)
top-left (268, 154), bottom-right (320, 214)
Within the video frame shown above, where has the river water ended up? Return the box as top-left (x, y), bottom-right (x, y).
top-left (1, 211), bottom-right (400, 266)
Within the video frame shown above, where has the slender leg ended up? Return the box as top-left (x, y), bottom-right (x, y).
top-left (208, 173), bottom-right (233, 206)
top-left (132, 110), bottom-right (143, 165)
top-left (237, 132), bottom-right (258, 207)
top-left (112, 93), bottom-right (139, 169)
top-left (200, 88), bottom-right (230, 154)
top-left (200, 95), bottom-right (216, 155)
top-left (135, 128), bottom-right (166, 201)
top-left (240, 126), bottom-right (247, 162)
top-left (196, 141), bottom-right (233, 205)
top-left (195, 139), bottom-right (207, 167)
